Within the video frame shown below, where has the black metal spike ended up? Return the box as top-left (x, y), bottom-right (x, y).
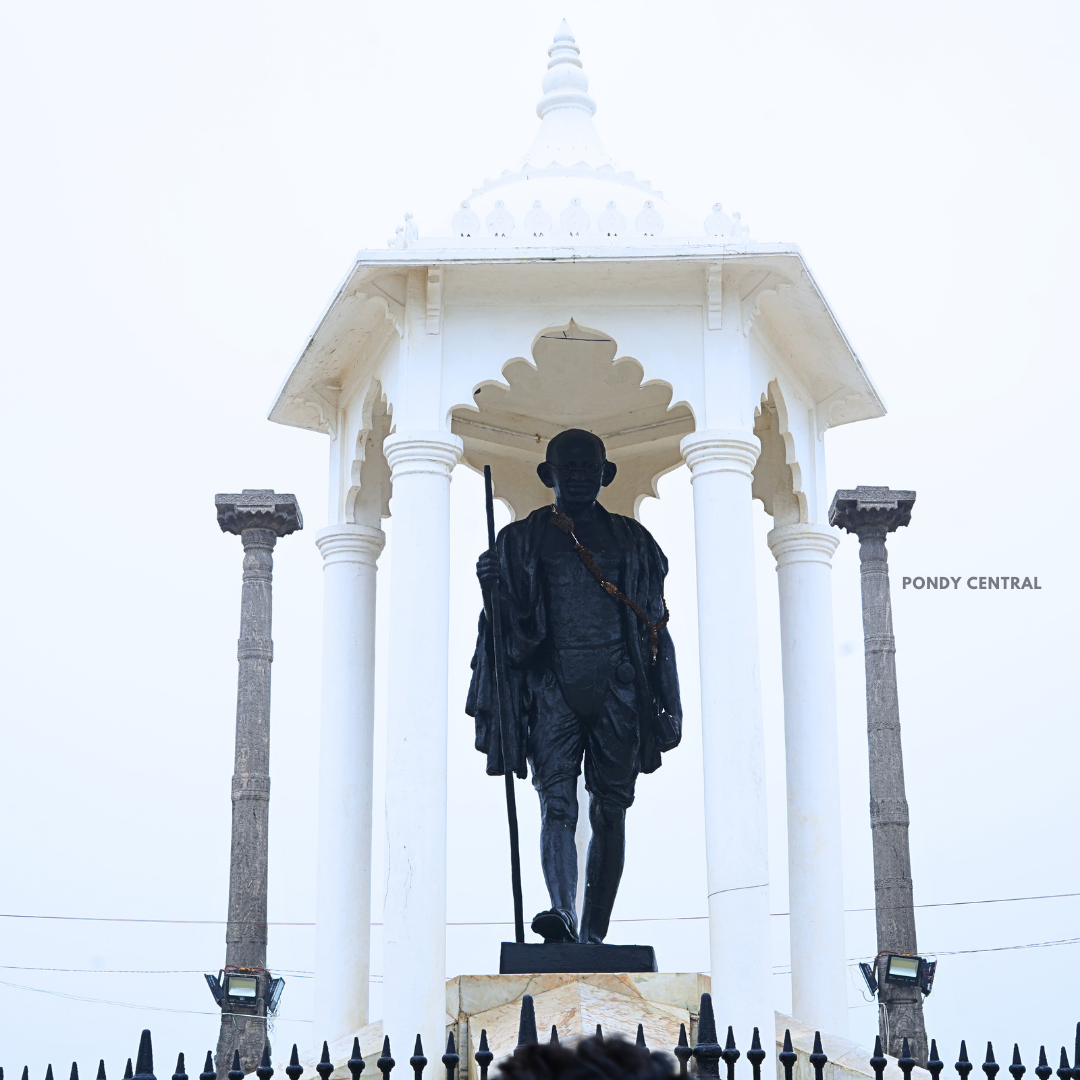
top-left (1074, 1026), bottom-right (1080, 1080)
top-left (958, 1042), bottom-right (974, 1080)
top-left (21, 1068), bottom-right (29, 1080)
top-left (1036, 1048), bottom-right (1052, 1080)
top-left (928, 1040), bottom-right (944, 1080)
top-left (256, 1045), bottom-right (273, 1080)
top-left (595, 1025), bottom-right (603, 1041)
top-left (748, 1027), bottom-right (766, 1080)
top-left (172, 1054), bottom-right (187, 1080)
top-left (124, 1060), bottom-right (133, 1080)
top-left (71, 1064), bottom-right (79, 1080)
top-left (515, 995), bottom-right (538, 1053)
top-left (409, 1035), bottom-right (426, 1080)
top-left (47, 1068), bottom-right (54, 1080)
top-left (810, 1031), bottom-right (828, 1080)
top-left (97, 1062), bottom-right (107, 1080)
top-left (377, 1036), bottom-right (395, 1079)
top-left (674, 1024), bottom-right (692, 1079)
top-left (1011, 1045), bottom-right (1027, 1080)
top-left (441, 1032), bottom-right (458, 1080)
top-left (199, 1053), bottom-right (215, 1080)
top-left (134, 1034), bottom-right (155, 1080)
top-left (315, 1042), bottom-right (333, 1080)
top-left (781, 1030), bottom-right (799, 1080)
top-left (722, 1026), bottom-right (741, 1080)
top-left (692, 994), bottom-right (721, 1077)
top-left (348, 1038), bottom-right (366, 1080)
top-left (228, 1050), bottom-right (243, 1080)
top-left (899, 1038), bottom-right (916, 1080)
top-left (636, 1025), bottom-right (648, 1054)
top-left (474, 1031), bottom-right (491, 1080)
top-left (1058, 1048), bottom-right (1071, 1080)
top-left (986, 1042), bottom-right (1001, 1080)
top-left (549, 1027), bottom-right (559, 1047)
top-left (870, 1036), bottom-right (887, 1080)
top-left (285, 1048), bottom-right (301, 1080)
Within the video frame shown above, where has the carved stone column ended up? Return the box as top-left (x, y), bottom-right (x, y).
top-left (214, 490), bottom-right (303, 1072)
top-left (830, 486), bottom-right (925, 1062)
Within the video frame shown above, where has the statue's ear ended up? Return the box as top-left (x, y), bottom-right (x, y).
top-left (537, 461), bottom-right (555, 488)
top-left (601, 460), bottom-right (617, 487)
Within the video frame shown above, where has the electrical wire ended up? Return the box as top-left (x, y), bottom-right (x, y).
top-left (2, 889), bottom-right (1075, 927)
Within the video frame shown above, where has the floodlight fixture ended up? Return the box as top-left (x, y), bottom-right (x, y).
top-left (859, 961), bottom-right (878, 996)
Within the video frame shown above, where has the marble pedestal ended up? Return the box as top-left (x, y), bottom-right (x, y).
top-left (283, 973), bottom-right (929, 1080)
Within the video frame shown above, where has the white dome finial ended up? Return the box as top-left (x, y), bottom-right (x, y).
top-left (524, 21), bottom-right (609, 168)
top-left (536, 20), bottom-right (596, 120)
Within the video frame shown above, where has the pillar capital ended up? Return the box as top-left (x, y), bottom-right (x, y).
top-left (316, 523), bottom-right (386, 568)
top-left (680, 428), bottom-right (760, 480)
top-left (216, 489), bottom-right (303, 538)
top-left (383, 431), bottom-right (463, 480)
top-left (829, 486), bottom-right (915, 535)
top-left (767, 523), bottom-right (840, 569)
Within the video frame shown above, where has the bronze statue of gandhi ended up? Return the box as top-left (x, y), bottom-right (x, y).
top-left (467, 429), bottom-right (682, 945)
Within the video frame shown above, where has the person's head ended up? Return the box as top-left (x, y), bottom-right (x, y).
top-left (537, 428), bottom-right (617, 511)
top-left (495, 1036), bottom-right (675, 1080)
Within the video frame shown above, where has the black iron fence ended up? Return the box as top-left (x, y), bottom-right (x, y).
top-left (9, 995), bottom-right (1080, 1080)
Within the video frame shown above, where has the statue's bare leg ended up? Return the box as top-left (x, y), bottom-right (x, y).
top-left (578, 794), bottom-right (625, 944)
top-left (534, 779), bottom-right (579, 938)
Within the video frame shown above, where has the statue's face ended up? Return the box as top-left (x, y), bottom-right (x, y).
top-left (538, 430), bottom-right (616, 509)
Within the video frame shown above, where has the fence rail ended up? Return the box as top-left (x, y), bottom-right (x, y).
top-left (8, 995), bottom-right (1079, 1080)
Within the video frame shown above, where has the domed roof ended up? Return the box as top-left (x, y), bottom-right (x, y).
top-left (396, 22), bottom-right (750, 249)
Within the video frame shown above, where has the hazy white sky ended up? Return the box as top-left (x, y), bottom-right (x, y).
top-left (1, 0), bottom-right (1078, 1074)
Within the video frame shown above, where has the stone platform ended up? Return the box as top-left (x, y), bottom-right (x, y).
top-left (283, 973), bottom-right (930, 1080)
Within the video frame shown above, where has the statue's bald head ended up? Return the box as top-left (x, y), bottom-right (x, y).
top-left (537, 428), bottom-right (617, 510)
top-left (545, 428), bottom-right (607, 465)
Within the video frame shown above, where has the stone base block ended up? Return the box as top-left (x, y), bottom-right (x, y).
top-left (499, 941), bottom-right (657, 974)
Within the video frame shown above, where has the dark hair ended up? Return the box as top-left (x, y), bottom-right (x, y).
top-left (494, 1036), bottom-right (675, 1080)
top-left (545, 428), bottom-right (607, 463)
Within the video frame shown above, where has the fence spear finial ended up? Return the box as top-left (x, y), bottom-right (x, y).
top-left (675, 1025), bottom-right (692, 1078)
top-left (256, 1044), bottom-right (273, 1080)
top-left (1035, 1048), bottom-right (1051, 1080)
top-left (441, 1032), bottom-right (458, 1080)
top-left (515, 994), bottom-right (538, 1053)
top-left (409, 1035), bottom-right (426, 1080)
top-left (285, 1048), bottom-right (301, 1080)
top-left (692, 994), bottom-right (721, 1077)
top-left (377, 1036), bottom-right (394, 1079)
top-left (474, 1032), bottom-right (491, 1080)
top-left (199, 1053), bottom-right (215, 1080)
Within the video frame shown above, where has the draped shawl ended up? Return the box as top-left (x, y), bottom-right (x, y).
top-left (465, 503), bottom-right (682, 779)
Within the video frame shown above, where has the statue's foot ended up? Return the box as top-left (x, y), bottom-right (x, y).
top-left (531, 908), bottom-right (577, 944)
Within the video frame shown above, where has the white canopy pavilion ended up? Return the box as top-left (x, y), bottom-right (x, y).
top-left (269, 21), bottom-right (884, 1072)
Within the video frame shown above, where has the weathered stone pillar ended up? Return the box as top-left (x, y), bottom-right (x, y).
top-left (829, 486), bottom-right (926, 1062)
top-left (214, 490), bottom-right (303, 1073)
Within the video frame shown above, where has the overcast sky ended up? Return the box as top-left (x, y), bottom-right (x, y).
top-left (1, 0), bottom-right (1078, 1074)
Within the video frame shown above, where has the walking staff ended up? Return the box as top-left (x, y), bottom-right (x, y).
top-left (483, 465), bottom-right (526, 943)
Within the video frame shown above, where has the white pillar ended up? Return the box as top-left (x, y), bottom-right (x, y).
top-left (313, 523), bottom-right (385, 1044)
top-left (767, 524), bottom-right (848, 1035)
top-left (682, 430), bottom-right (774, 1071)
top-left (381, 431), bottom-right (462, 1063)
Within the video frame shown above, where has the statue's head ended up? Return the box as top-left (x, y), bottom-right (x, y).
top-left (537, 428), bottom-right (617, 510)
